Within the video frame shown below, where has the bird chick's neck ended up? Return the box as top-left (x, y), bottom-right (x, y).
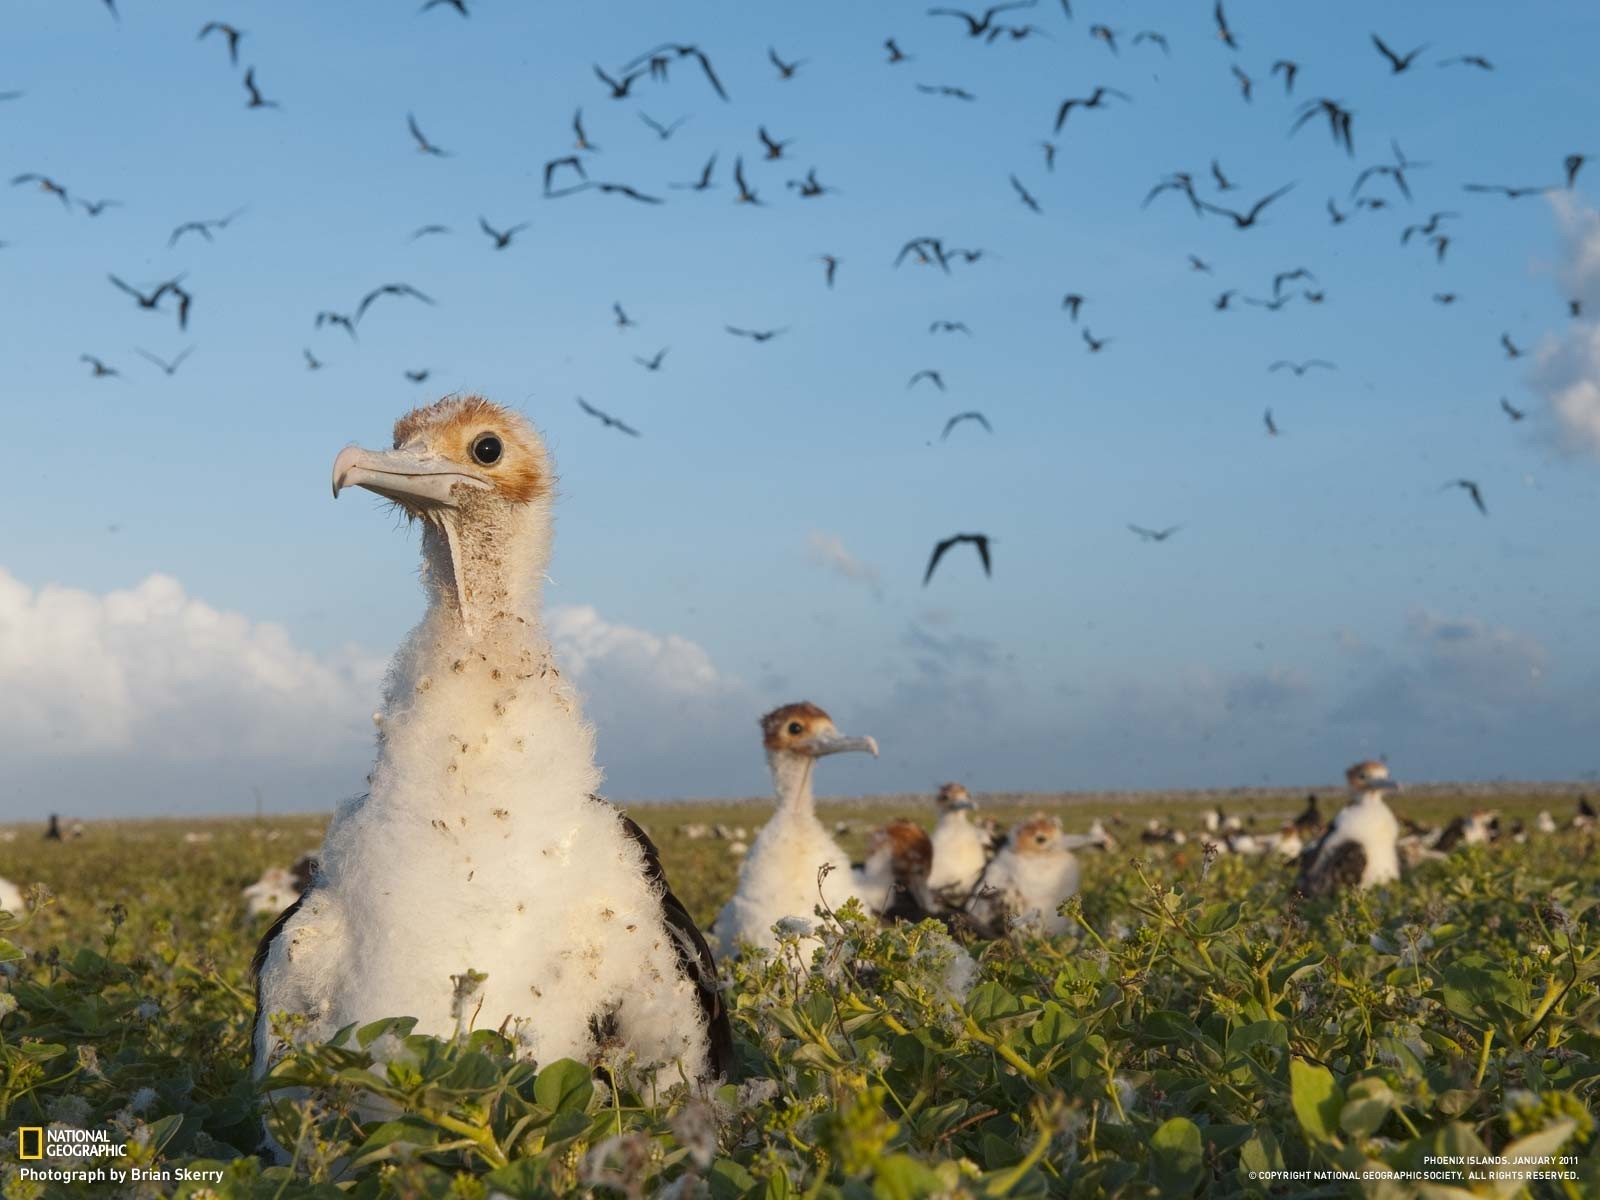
top-left (419, 502), bottom-right (549, 638)
top-left (768, 752), bottom-right (818, 818)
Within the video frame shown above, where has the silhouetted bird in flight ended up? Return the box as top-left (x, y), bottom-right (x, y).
top-left (81, 354), bottom-right (119, 378)
top-left (1200, 183), bottom-right (1295, 229)
top-left (407, 113), bottom-right (449, 156)
top-left (923, 533), bottom-right (992, 585)
top-left (135, 347), bottom-right (194, 376)
top-left (927, 2), bottom-right (1037, 39)
top-left (242, 67), bottom-right (278, 109)
top-left (908, 369), bottom-right (945, 391)
top-left (1213, 1), bottom-right (1237, 48)
top-left (726, 325), bottom-right (787, 342)
top-left (671, 153), bottom-right (717, 191)
top-left (941, 412), bottom-right (991, 439)
top-left (1371, 34), bottom-right (1427, 74)
top-left (1500, 397), bottom-right (1526, 422)
top-left (639, 112), bottom-right (688, 140)
top-left (577, 396), bottom-right (640, 437)
top-left (1128, 524), bottom-right (1180, 542)
top-left (1269, 359), bottom-right (1335, 375)
top-left (1442, 479), bottom-right (1487, 515)
top-left (198, 22), bottom-right (245, 64)
top-left (479, 217), bottom-right (528, 249)
top-left (769, 47), bottom-right (806, 79)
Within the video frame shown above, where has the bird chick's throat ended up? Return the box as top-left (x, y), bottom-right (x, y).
top-left (419, 489), bottom-right (551, 640)
top-left (769, 751), bottom-right (818, 817)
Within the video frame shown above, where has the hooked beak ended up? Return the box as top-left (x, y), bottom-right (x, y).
top-left (797, 731), bottom-right (879, 758)
top-left (332, 445), bottom-right (491, 512)
top-left (945, 799), bottom-right (976, 812)
top-left (1368, 779), bottom-right (1401, 795)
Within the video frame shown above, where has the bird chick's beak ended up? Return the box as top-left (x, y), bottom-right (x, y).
top-left (1368, 779), bottom-right (1401, 795)
top-left (797, 731), bottom-right (879, 759)
top-left (331, 445), bottom-right (491, 512)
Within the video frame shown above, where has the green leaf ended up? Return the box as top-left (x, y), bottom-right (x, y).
top-left (0, 938), bottom-right (23, 963)
top-left (1149, 1117), bottom-right (1205, 1196)
top-left (967, 983), bottom-right (1022, 1024)
top-left (1290, 1058), bottom-right (1345, 1145)
top-left (1339, 1077), bottom-right (1394, 1139)
top-left (533, 1058), bottom-right (594, 1114)
top-left (872, 1154), bottom-right (943, 1200)
top-left (1492, 1120), bottom-right (1577, 1200)
top-left (355, 1016), bottom-right (417, 1048)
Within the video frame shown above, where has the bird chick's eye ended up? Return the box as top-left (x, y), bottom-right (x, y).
top-left (787, 721), bottom-right (803, 736)
top-left (471, 433), bottom-right (503, 466)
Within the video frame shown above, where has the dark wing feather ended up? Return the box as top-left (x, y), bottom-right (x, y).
top-left (249, 891), bottom-right (308, 1071)
top-left (1295, 837), bottom-right (1365, 898)
top-left (616, 813), bottom-right (734, 1080)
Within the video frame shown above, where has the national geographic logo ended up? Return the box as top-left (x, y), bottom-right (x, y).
top-left (18, 1127), bottom-right (43, 1160)
top-left (12, 1126), bottom-right (118, 1159)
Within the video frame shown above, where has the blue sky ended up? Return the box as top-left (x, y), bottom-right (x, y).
top-left (3, 0), bottom-right (1599, 816)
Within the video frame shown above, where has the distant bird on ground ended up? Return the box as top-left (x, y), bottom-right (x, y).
top-left (1371, 33), bottom-right (1427, 74)
top-left (613, 302), bottom-right (635, 329)
top-left (1499, 397), bottom-right (1526, 422)
top-left (1062, 293), bottom-right (1085, 320)
top-left (1200, 182), bottom-right (1295, 229)
top-left (926, 784), bottom-right (993, 907)
top-left (758, 126), bottom-right (792, 160)
top-left (1211, 159), bottom-right (1236, 191)
top-left (1053, 85), bottom-right (1129, 132)
top-left (671, 153), bottom-right (718, 191)
top-left (478, 216), bottom-right (528, 249)
top-left (639, 112), bottom-right (688, 140)
top-left (1439, 54), bottom-right (1492, 70)
top-left (1231, 64), bottom-right (1253, 102)
top-left (1271, 59), bottom-right (1298, 93)
top-left (44, 814), bottom-right (63, 841)
top-left (1269, 358), bottom-right (1335, 375)
top-left (577, 396), bottom-right (641, 437)
top-left (733, 156), bottom-right (761, 204)
top-left (1292, 98), bottom-right (1355, 154)
top-left (409, 224), bottom-right (451, 240)
top-left (407, 113), bottom-right (448, 156)
top-left (711, 702), bottom-right (877, 953)
top-left (404, 369), bottom-right (430, 383)
top-left (135, 347), bottom-right (194, 376)
top-left (303, 349), bottom-right (323, 370)
top-left (78, 197), bottom-right (119, 216)
top-left (80, 354), bottom-right (119, 378)
top-left (1082, 328), bottom-right (1111, 352)
top-left (818, 254), bottom-right (839, 288)
top-left (726, 325), bottom-right (787, 342)
top-left (198, 21), bottom-right (245, 64)
top-left (916, 83), bottom-right (976, 101)
top-left (266, 393), bottom-right (730, 1101)
top-left (1128, 524), bottom-right (1179, 542)
top-left (1010, 174), bottom-right (1041, 212)
top-left (634, 347), bottom-right (668, 371)
top-left (1443, 479), bottom-right (1487, 515)
top-left (941, 411), bottom-right (991, 439)
top-left (1213, 0), bottom-right (1237, 48)
top-left (1501, 333), bottom-right (1525, 359)
top-left (769, 47), bottom-right (806, 79)
top-left (927, 2), bottom-right (1037, 39)
top-left (11, 173), bottom-right (70, 206)
top-left (923, 533), bottom-right (992, 585)
top-left (884, 38), bottom-right (911, 63)
top-left (1264, 409), bottom-right (1279, 436)
top-left (1295, 761), bottom-right (1401, 895)
top-left (908, 369), bottom-right (945, 391)
top-left (242, 67), bottom-right (278, 109)
top-left (973, 815), bottom-right (1080, 935)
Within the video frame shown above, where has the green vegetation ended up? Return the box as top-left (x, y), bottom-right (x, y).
top-left (0, 795), bottom-right (1596, 1198)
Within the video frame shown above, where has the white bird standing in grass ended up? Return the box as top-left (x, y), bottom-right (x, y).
top-left (1294, 760), bottom-right (1402, 895)
top-left (712, 702), bottom-right (878, 953)
top-left (251, 395), bottom-right (729, 1105)
top-left (925, 783), bottom-right (993, 906)
top-left (974, 815), bottom-right (1080, 936)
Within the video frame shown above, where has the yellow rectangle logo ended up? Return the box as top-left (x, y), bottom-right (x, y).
top-left (18, 1127), bottom-right (44, 1159)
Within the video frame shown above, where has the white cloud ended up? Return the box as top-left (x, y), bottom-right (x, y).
top-left (1534, 196), bottom-right (1600, 457)
top-left (0, 568), bottom-right (383, 761)
top-left (806, 531), bottom-right (882, 597)
top-left (549, 605), bottom-right (729, 699)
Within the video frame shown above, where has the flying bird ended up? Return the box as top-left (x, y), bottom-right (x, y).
top-left (671, 153), bottom-right (718, 191)
top-left (788, 168), bottom-right (834, 198)
top-left (543, 156), bottom-right (587, 193)
top-left (639, 112), bottom-right (688, 140)
top-left (593, 64), bottom-right (644, 99)
top-left (77, 197), bottom-right (119, 216)
top-left (1371, 33), bottom-right (1427, 74)
top-left (1292, 98), bottom-right (1355, 155)
top-left (1213, 1), bottom-right (1238, 48)
top-left (1188, 255), bottom-right (1213, 273)
top-left (1053, 85), bottom-right (1129, 132)
top-left (1264, 409), bottom-right (1279, 436)
top-left (80, 354), bottom-right (120, 378)
top-left (1566, 154), bottom-right (1590, 189)
top-left (927, 2), bottom-right (1037, 39)
top-left (11, 173), bottom-right (70, 207)
top-left (621, 43), bottom-right (729, 101)
top-left (613, 303), bottom-right (635, 329)
top-left (1211, 159), bottom-right (1236, 191)
top-left (1231, 64), bottom-right (1253, 102)
top-left (769, 47), bottom-right (806, 79)
top-left (407, 113), bottom-right (449, 156)
top-left (908, 369), bottom-right (946, 391)
top-left (479, 216), bottom-right (529, 249)
top-left (1443, 479), bottom-right (1487, 515)
top-left (884, 38), bottom-right (911, 63)
top-left (1439, 54), bottom-right (1493, 70)
top-left (941, 411), bottom-right (992, 439)
top-left (197, 22), bottom-right (245, 64)
top-left (356, 283), bottom-right (434, 323)
top-left (758, 126), bottom-right (792, 160)
top-left (547, 180), bottom-right (664, 204)
top-left (634, 347), bottom-right (668, 371)
top-left (420, 0), bottom-right (468, 13)
top-left (409, 224), bottom-right (451, 240)
top-left (1269, 359), bottom-right (1335, 375)
top-left (1501, 333), bottom-right (1525, 359)
top-left (930, 320), bottom-right (970, 334)
top-left (404, 369), bottom-right (431, 383)
top-left (1089, 24), bottom-right (1119, 55)
top-left (1271, 59), bottom-right (1298, 93)
top-left (1039, 140), bottom-right (1057, 171)
top-left (134, 346), bottom-right (194, 376)
top-left (1082, 328), bottom-right (1111, 352)
top-left (1132, 30), bottom-right (1168, 54)
top-left (315, 311), bottom-right (358, 339)
top-left (916, 83), bottom-right (976, 101)
top-left (1199, 182), bottom-right (1296, 229)
top-left (577, 396), bottom-right (641, 437)
top-left (1144, 172), bottom-right (1202, 214)
top-left (923, 533), bottom-right (992, 585)
top-left (1272, 268), bottom-right (1316, 296)
top-left (1128, 524), bottom-right (1180, 542)
top-left (1500, 397), bottom-right (1526, 422)
top-left (726, 325), bottom-right (787, 342)
top-left (303, 348), bottom-right (323, 370)
top-left (242, 66), bottom-right (278, 109)
top-left (1061, 293), bottom-right (1086, 321)
top-left (818, 254), bottom-right (839, 288)
top-left (733, 156), bottom-right (761, 204)
top-left (1009, 174), bottom-right (1041, 212)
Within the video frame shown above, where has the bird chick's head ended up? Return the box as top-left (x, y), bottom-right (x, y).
top-left (334, 395), bottom-right (548, 517)
top-left (935, 782), bottom-right (975, 813)
top-left (1010, 814), bottom-right (1068, 856)
top-left (759, 702), bottom-right (878, 759)
top-left (1346, 759), bottom-right (1399, 795)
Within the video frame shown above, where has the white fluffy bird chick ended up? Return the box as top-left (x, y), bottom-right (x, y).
top-left (926, 783), bottom-right (992, 906)
top-left (853, 819), bottom-right (936, 921)
top-left (713, 702), bottom-right (878, 953)
top-left (241, 853), bottom-right (317, 917)
top-left (976, 815), bottom-right (1080, 936)
top-left (252, 396), bottom-right (730, 1107)
top-left (0, 876), bottom-right (24, 914)
top-left (1295, 760), bottom-right (1402, 896)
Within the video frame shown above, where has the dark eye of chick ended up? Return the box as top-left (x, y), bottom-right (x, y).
top-left (471, 433), bottom-right (503, 466)
top-left (787, 721), bottom-right (803, 735)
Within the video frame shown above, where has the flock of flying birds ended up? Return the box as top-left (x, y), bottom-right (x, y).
top-left (7, 0), bottom-right (1591, 586)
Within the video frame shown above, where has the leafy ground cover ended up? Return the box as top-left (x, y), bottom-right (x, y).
top-left (0, 794), bottom-right (1595, 1198)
